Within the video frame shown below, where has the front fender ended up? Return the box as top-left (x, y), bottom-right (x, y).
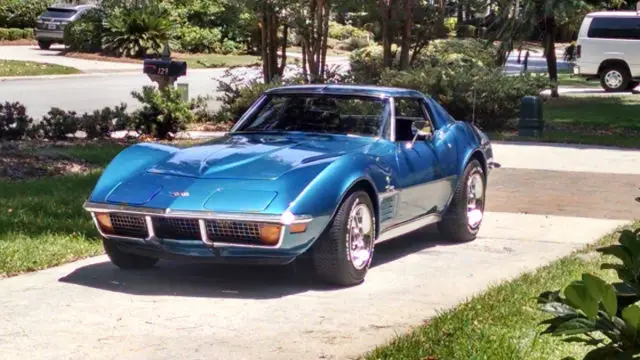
top-left (88, 142), bottom-right (179, 202)
top-left (287, 153), bottom-right (390, 219)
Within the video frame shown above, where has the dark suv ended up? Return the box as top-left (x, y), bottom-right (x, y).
top-left (35, 4), bottom-right (96, 50)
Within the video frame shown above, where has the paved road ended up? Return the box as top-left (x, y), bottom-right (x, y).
top-left (1, 142), bottom-right (638, 360)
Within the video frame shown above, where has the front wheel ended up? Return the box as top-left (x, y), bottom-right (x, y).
top-left (312, 190), bottom-right (376, 286)
top-left (438, 159), bottom-right (486, 242)
top-left (103, 238), bottom-right (159, 269)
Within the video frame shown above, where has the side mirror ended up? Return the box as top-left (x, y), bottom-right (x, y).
top-left (406, 120), bottom-right (432, 149)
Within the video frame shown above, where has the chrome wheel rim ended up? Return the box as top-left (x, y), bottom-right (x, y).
top-left (466, 172), bottom-right (485, 229)
top-left (346, 201), bottom-right (374, 270)
top-left (605, 70), bottom-right (623, 89)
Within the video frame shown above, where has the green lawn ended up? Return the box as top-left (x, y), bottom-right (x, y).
top-left (490, 95), bottom-right (640, 148)
top-left (557, 73), bottom-right (600, 88)
top-left (364, 222), bottom-right (640, 360)
top-left (0, 142), bottom-right (125, 277)
top-left (0, 60), bottom-right (80, 77)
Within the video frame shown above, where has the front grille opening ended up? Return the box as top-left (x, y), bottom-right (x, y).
top-left (205, 220), bottom-right (264, 245)
top-left (109, 213), bottom-right (148, 238)
top-left (153, 217), bottom-right (200, 240)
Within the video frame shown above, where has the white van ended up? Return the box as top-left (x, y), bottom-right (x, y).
top-left (574, 11), bottom-right (640, 92)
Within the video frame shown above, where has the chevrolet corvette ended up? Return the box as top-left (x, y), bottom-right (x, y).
top-left (84, 84), bottom-right (494, 286)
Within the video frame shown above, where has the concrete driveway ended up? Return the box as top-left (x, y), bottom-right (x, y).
top-left (1, 142), bottom-right (638, 360)
top-left (0, 44), bottom-right (141, 73)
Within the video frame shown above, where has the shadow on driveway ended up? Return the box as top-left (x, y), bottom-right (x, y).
top-left (58, 225), bottom-right (455, 299)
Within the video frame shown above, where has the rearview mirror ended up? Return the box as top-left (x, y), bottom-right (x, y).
top-left (405, 120), bottom-right (433, 149)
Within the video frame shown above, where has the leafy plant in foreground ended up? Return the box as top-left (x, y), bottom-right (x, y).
top-left (537, 228), bottom-right (640, 359)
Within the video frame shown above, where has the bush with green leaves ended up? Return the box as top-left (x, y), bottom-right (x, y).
top-left (102, 5), bottom-right (173, 58)
top-left (444, 17), bottom-right (457, 34)
top-left (0, 0), bottom-right (50, 29)
top-left (378, 65), bottom-right (549, 130)
top-left (537, 228), bottom-right (640, 360)
top-left (129, 85), bottom-right (203, 139)
top-left (0, 101), bottom-right (33, 140)
top-left (328, 21), bottom-right (369, 41)
top-left (174, 25), bottom-right (222, 54)
top-left (0, 28), bottom-right (33, 41)
top-left (63, 8), bottom-right (104, 53)
top-left (455, 24), bottom-right (477, 38)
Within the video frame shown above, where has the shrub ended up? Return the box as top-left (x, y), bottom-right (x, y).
top-left (102, 5), bottom-right (173, 58)
top-left (378, 65), bottom-right (549, 130)
top-left (220, 39), bottom-right (242, 55)
top-left (338, 37), bottom-right (371, 51)
top-left (174, 25), bottom-right (222, 54)
top-left (129, 85), bottom-right (198, 139)
top-left (0, 101), bottom-right (33, 140)
top-left (79, 103), bottom-right (130, 139)
top-left (348, 44), bottom-right (387, 84)
top-left (536, 227), bottom-right (640, 359)
top-left (63, 8), bottom-right (104, 53)
top-left (328, 21), bottom-right (369, 41)
top-left (444, 17), bottom-right (457, 34)
top-left (0, 28), bottom-right (34, 41)
top-left (7, 28), bottom-right (23, 40)
top-left (35, 107), bottom-right (81, 140)
top-left (0, 0), bottom-right (50, 29)
top-left (455, 24), bottom-right (477, 38)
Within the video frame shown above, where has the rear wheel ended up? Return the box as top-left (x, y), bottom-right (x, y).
top-left (312, 190), bottom-right (376, 286)
top-left (103, 238), bottom-right (159, 269)
top-left (37, 40), bottom-right (52, 50)
top-left (600, 66), bottom-right (630, 92)
top-left (438, 159), bottom-right (486, 243)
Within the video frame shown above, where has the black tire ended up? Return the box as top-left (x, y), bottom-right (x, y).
top-left (312, 190), bottom-right (376, 286)
top-left (37, 40), bottom-right (52, 50)
top-left (600, 66), bottom-right (630, 92)
top-left (438, 159), bottom-right (486, 243)
top-left (103, 238), bottom-right (159, 269)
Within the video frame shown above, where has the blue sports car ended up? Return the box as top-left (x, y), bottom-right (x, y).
top-left (84, 85), bottom-right (494, 286)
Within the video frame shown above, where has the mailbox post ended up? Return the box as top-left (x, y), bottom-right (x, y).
top-left (142, 45), bottom-right (187, 91)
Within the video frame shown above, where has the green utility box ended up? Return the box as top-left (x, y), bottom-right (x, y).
top-left (518, 96), bottom-right (544, 137)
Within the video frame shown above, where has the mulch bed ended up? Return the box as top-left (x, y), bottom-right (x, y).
top-left (0, 39), bottom-right (37, 46)
top-left (0, 140), bottom-right (103, 181)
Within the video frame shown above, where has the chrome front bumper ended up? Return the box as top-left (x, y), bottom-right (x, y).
top-left (83, 201), bottom-right (312, 250)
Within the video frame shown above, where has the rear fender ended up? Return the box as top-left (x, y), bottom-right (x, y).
top-left (88, 143), bottom-right (179, 202)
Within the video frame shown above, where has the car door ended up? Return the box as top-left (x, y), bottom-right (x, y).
top-left (390, 97), bottom-right (450, 225)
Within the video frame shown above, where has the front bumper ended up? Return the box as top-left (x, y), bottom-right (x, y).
top-left (84, 201), bottom-right (322, 260)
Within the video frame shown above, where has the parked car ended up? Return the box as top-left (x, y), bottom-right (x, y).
top-left (35, 4), bottom-right (96, 50)
top-left (84, 85), bottom-right (494, 286)
top-left (574, 11), bottom-right (640, 92)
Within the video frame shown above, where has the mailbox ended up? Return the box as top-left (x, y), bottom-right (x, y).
top-left (518, 95), bottom-right (544, 137)
top-left (143, 59), bottom-right (187, 78)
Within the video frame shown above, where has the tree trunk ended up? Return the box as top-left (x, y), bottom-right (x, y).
top-left (279, 23), bottom-right (288, 76)
top-left (379, 0), bottom-right (394, 68)
top-left (457, 1), bottom-right (463, 24)
top-left (320, 0), bottom-right (330, 81)
top-left (399, 0), bottom-right (412, 69)
top-left (260, 9), bottom-right (269, 83)
top-left (544, 16), bottom-right (559, 97)
top-left (268, 10), bottom-right (279, 81)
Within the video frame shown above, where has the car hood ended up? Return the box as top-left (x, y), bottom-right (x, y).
top-left (145, 133), bottom-right (373, 180)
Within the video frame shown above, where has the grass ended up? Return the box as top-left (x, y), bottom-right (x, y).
top-left (0, 59), bottom-right (80, 77)
top-left (0, 142), bottom-right (127, 277)
top-left (490, 95), bottom-right (640, 148)
top-left (364, 221), bottom-right (640, 360)
top-left (557, 73), bottom-right (600, 88)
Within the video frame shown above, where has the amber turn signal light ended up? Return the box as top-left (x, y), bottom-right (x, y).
top-left (259, 224), bottom-right (281, 245)
top-left (95, 212), bottom-right (114, 234)
top-left (289, 223), bottom-right (308, 234)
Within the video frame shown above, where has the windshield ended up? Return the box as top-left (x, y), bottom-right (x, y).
top-left (234, 94), bottom-right (390, 137)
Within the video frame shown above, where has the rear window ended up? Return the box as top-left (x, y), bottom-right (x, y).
top-left (40, 8), bottom-right (77, 19)
top-left (588, 17), bottom-right (640, 40)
